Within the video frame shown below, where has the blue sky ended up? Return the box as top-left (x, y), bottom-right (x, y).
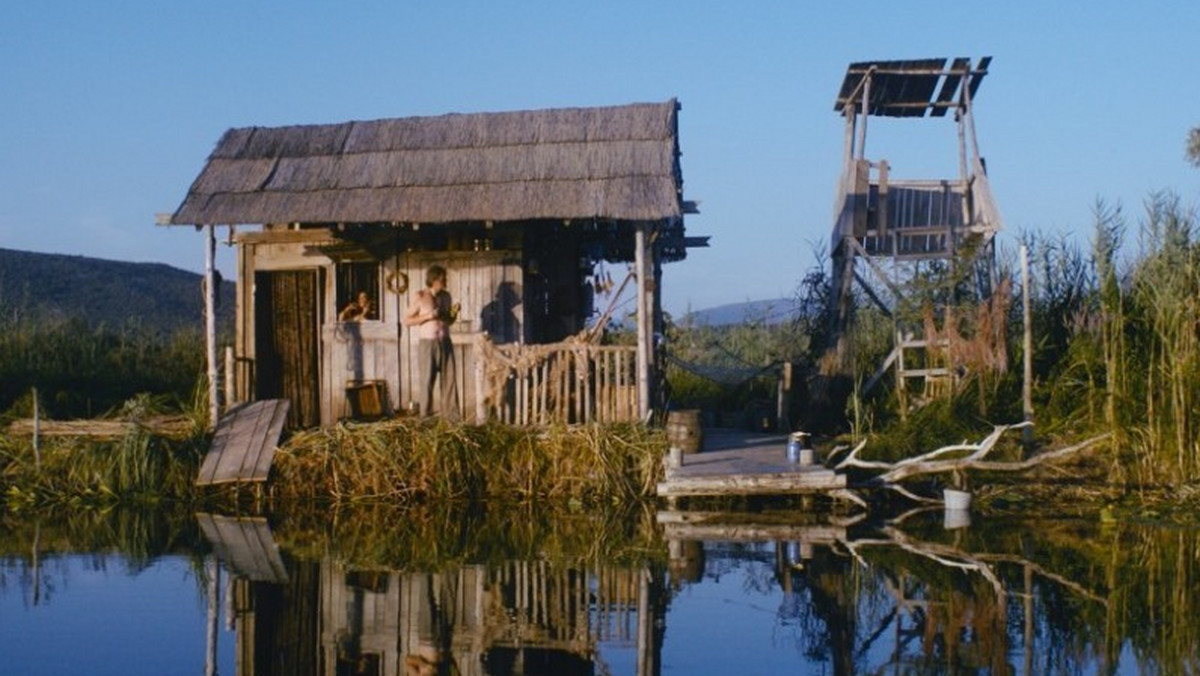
top-left (2, 1), bottom-right (1197, 316)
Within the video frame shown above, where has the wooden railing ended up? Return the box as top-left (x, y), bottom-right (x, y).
top-left (833, 159), bottom-right (1001, 258)
top-left (477, 338), bottom-right (639, 424)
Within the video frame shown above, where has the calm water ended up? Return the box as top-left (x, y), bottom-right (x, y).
top-left (1, 506), bottom-right (1196, 675)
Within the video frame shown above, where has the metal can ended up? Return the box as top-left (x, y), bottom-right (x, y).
top-left (786, 436), bottom-right (802, 463)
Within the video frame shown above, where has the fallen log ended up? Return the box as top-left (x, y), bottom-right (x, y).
top-left (6, 416), bottom-right (195, 441)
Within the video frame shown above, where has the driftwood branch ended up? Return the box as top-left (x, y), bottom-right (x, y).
top-left (838, 528), bottom-right (1108, 610)
top-left (835, 422), bottom-right (1110, 490)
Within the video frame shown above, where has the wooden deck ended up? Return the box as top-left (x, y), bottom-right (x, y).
top-left (656, 428), bottom-right (846, 498)
top-left (196, 399), bottom-right (289, 486)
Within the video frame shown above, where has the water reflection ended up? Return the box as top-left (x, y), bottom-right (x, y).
top-left (2, 505), bottom-right (1199, 675)
top-left (225, 549), bottom-right (662, 675)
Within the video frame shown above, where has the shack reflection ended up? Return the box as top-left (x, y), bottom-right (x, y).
top-left (225, 557), bottom-right (664, 676)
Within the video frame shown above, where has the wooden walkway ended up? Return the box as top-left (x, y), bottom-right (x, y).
top-left (196, 513), bottom-right (288, 583)
top-left (656, 428), bottom-right (846, 498)
top-left (196, 399), bottom-right (289, 486)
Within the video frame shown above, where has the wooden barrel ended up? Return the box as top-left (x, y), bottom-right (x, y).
top-left (666, 409), bottom-right (704, 454)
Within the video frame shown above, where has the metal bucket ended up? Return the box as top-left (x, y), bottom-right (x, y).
top-left (787, 431), bottom-right (812, 464)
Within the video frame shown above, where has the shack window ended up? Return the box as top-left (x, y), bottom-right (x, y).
top-left (336, 261), bottom-right (380, 321)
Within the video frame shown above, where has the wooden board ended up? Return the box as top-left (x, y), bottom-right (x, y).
top-left (196, 513), bottom-right (288, 583)
top-left (657, 430), bottom-right (846, 498)
top-left (656, 511), bottom-right (847, 543)
top-left (197, 399), bottom-right (290, 485)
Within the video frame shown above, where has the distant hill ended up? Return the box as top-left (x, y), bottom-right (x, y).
top-left (0, 247), bottom-right (234, 332)
top-left (679, 297), bottom-right (799, 327)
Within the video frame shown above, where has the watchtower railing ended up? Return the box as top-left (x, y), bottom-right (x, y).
top-left (477, 338), bottom-right (640, 424)
top-left (833, 159), bottom-right (1000, 258)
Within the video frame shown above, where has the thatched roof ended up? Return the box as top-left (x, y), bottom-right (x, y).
top-left (170, 100), bottom-right (685, 226)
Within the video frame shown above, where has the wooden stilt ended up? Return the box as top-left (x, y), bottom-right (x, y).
top-left (204, 224), bottom-right (219, 429)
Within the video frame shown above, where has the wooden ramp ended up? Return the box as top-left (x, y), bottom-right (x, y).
top-left (196, 513), bottom-right (288, 583)
top-left (656, 428), bottom-right (846, 499)
top-left (197, 399), bottom-right (289, 486)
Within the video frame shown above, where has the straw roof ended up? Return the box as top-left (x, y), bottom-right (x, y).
top-left (170, 100), bottom-right (685, 226)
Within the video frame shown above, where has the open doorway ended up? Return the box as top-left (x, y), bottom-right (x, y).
top-left (255, 269), bottom-right (323, 427)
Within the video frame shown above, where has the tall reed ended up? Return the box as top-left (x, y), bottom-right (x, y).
top-left (1123, 193), bottom-right (1200, 484)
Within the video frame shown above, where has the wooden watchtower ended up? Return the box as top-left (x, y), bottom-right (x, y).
top-left (828, 57), bottom-right (1002, 408)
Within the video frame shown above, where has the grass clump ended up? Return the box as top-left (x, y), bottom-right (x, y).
top-left (271, 418), bottom-right (666, 505)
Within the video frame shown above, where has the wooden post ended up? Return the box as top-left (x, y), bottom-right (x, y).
top-left (877, 160), bottom-right (889, 240)
top-left (635, 223), bottom-right (651, 421)
top-left (1021, 244), bottom-right (1034, 444)
top-left (205, 556), bottom-right (219, 676)
top-left (474, 335), bottom-right (487, 423)
top-left (843, 108), bottom-right (857, 166)
top-left (856, 70), bottom-right (871, 160)
top-left (32, 386), bottom-right (41, 470)
top-left (776, 362), bottom-right (792, 432)
top-left (223, 346), bottom-right (235, 411)
top-left (205, 224), bottom-right (219, 429)
top-left (31, 522), bottom-right (40, 606)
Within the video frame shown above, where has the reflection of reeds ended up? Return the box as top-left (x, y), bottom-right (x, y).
top-left (1104, 524), bottom-right (1200, 675)
top-left (269, 501), bottom-right (663, 571)
top-left (271, 419), bottom-right (665, 505)
top-left (0, 504), bottom-right (201, 563)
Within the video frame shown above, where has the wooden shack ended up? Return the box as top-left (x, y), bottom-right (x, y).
top-left (167, 100), bottom-right (700, 427)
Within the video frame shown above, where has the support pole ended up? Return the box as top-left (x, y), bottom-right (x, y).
top-left (1021, 244), bottom-right (1033, 444)
top-left (634, 223), bottom-right (651, 421)
top-left (856, 70), bottom-right (871, 160)
top-left (223, 346), bottom-right (235, 412)
top-left (32, 386), bottom-right (41, 470)
top-left (205, 557), bottom-right (220, 676)
top-left (205, 224), bottom-right (219, 429)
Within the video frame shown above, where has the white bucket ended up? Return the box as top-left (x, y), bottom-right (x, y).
top-left (943, 488), bottom-right (972, 511)
top-left (943, 508), bottom-right (972, 530)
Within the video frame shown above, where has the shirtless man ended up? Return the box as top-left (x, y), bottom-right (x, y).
top-left (402, 265), bottom-right (459, 420)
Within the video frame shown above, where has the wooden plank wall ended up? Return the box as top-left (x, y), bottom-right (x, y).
top-left (233, 230), bottom-right (527, 425)
top-left (397, 250), bottom-right (524, 422)
top-left (322, 321), bottom-right (400, 423)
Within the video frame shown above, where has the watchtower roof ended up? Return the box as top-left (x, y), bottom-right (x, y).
top-left (834, 57), bottom-right (991, 118)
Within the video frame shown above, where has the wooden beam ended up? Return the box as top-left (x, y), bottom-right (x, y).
top-left (205, 224), bottom-right (219, 429)
top-left (1021, 244), bottom-right (1034, 442)
top-left (847, 237), bottom-right (902, 298)
top-left (853, 270), bottom-right (893, 317)
top-left (635, 223), bottom-right (651, 421)
top-left (862, 346), bottom-right (900, 395)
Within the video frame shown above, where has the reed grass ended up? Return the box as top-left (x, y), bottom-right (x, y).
top-left (0, 414), bottom-right (206, 510)
top-left (270, 418), bottom-right (665, 505)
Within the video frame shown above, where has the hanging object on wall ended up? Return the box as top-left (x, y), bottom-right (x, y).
top-left (386, 270), bottom-right (409, 294)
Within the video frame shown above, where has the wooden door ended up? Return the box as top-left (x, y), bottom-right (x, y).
top-left (255, 270), bottom-right (322, 427)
